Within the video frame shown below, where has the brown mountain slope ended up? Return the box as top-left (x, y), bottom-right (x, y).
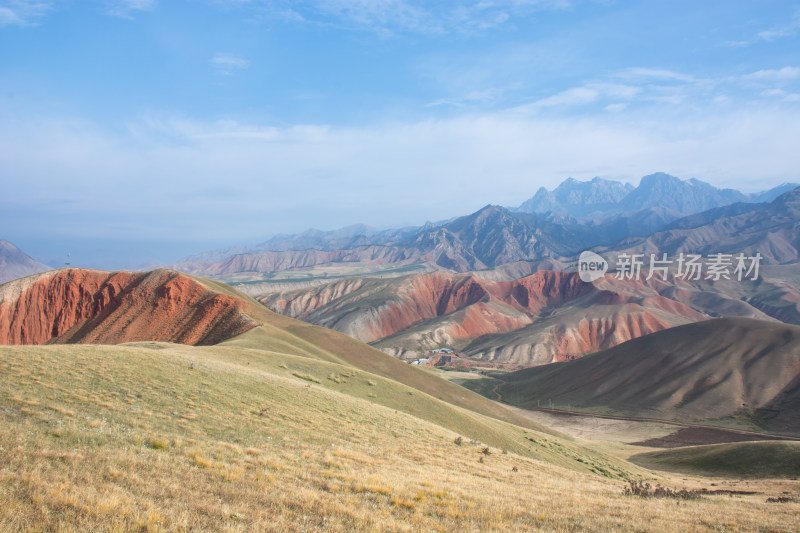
top-left (262, 270), bottom-right (708, 364)
top-left (0, 268), bottom-right (259, 345)
top-left (494, 317), bottom-right (800, 434)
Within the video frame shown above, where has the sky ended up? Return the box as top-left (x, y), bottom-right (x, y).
top-left (1, 0), bottom-right (799, 268)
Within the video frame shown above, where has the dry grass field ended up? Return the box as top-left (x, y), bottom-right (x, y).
top-left (2, 342), bottom-right (799, 532)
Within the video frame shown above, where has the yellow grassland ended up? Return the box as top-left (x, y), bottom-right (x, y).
top-left (1, 343), bottom-right (798, 532)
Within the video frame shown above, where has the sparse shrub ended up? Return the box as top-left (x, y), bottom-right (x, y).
top-left (292, 372), bottom-right (320, 384)
top-left (766, 496), bottom-right (798, 503)
top-left (481, 447), bottom-right (491, 456)
top-left (149, 437), bottom-right (170, 450)
top-left (454, 436), bottom-right (463, 446)
top-left (512, 466), bottom-right (519, 472)
top-left (623, 481), bottom-right (701, 500)
top-left (187, 450), bottom-right (212, 468)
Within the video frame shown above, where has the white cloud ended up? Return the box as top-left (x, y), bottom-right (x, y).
top-left (3, 105), bottom-right (800, 256)
top-left (513, 82), bottom-right (642, 114)
top-left (617, 68), bottom-right (697, 84)
top-left (741, 66), bottom-right (800, 83)
top-left (210, 54), bottom-right (251, 75)
top-left (0, 6), bottom-right (22, 24)
top-left (0, 0), bottom-right (52, 26)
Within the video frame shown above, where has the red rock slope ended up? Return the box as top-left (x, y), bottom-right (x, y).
top-left (0, 269), bottom-right (258, 345)
top-left (262, 270), bottom-right (709, 365)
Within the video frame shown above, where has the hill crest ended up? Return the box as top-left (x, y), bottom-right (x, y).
top-left (0, 268), bottom-right (258, 346)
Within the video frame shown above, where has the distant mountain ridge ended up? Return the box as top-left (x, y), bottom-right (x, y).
top-left (168, 174), bottom-right (800, 278)
top-left (605, 186), bottom-right (800, 264)
top-left (517, 177), bottom-right (634, 217)
top-left (0, 240), bottom-right (51, 285)
top-left (515, 173), bottom-right (797, 219)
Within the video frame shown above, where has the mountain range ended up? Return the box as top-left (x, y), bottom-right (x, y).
top-left (166, 174), bottom-right (800, 281)
top-left (3, 173), bottom-right (795, 287)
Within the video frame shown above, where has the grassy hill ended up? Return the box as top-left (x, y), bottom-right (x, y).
top-left (3, 342), bottom-right (800, 531)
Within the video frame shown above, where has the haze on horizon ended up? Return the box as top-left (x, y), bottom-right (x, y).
top-left (1, 0), bottom-right (799, 269)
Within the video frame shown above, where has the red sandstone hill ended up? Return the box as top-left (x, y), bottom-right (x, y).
top-left (261, 270), bottom-right (711, 365)
top-left (0, 269), bottom-right (258, 346)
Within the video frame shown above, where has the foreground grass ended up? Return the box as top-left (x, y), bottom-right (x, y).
top-left (1, 344), bottom-right (798, 532)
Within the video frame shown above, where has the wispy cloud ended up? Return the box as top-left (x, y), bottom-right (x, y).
top-left (313, 0), bottom-right (442, 36)
top-left (210, 54), bottom-right (251, 75)
top-left (513, 82), bottom-right (641, 114)
top-left (427, 88), bottom-right (507, 108)
top-left (518, 86), bottom-right (598, 112)
top-left (259, 0), bottom-right (570, 37)
top-left (107, 0), bottom-right (156, 19)
top-left (511, 63), bottom-right (800, 116)
top-left (724, 9), bottom-right (800, 47)
top-left (741, 66), bottom-right (800, 83)
top-left (0, 0), bottom-right (52, 27)
top-left (616, 68), bottom-right (697, 84)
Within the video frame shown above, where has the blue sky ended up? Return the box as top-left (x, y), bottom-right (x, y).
top-left (1, 0), bottom-right (799, 268)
